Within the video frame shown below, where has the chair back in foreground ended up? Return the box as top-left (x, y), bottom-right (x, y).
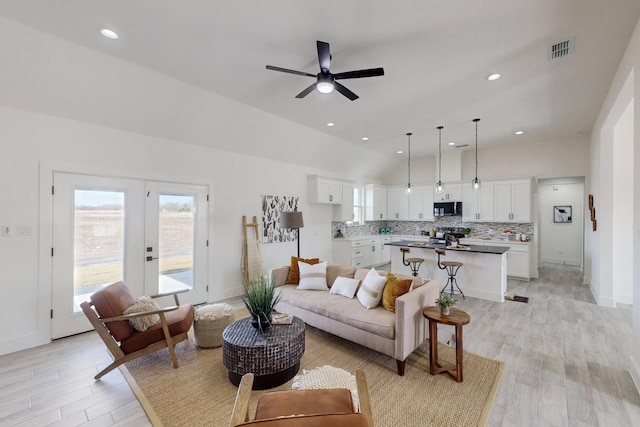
top-left (230, 369), bottom-right (373, 427)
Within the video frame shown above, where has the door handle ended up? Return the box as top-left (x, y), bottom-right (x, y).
top-left (146, 256), bottom-right (158, 262)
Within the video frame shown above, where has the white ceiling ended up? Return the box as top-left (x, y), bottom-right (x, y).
top-left (0, 0), bottom-right (639, 158)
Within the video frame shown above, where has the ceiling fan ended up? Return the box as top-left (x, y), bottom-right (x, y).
top-left (266, 40), bottom-right (384, 101)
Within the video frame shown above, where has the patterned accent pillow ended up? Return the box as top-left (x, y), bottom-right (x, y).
top-left (356, 268), bottom-right (387, 309)
top-left (286, 256), bottom-right (320, 284)
top-left (124, 296), bottom-right (161, 331)
top-left (297, 261), bottom-right (329, 290)
top-left (382, 273), bottom-right (413, 312)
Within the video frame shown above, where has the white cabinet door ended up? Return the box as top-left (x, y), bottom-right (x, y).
top-left (310, 177), bottom-right (343, 204)
top-left (365, 184), bottom-right (387, 221)
top-left (477, 182), bottom-right (495, 221)
top-left (461, 183), bottom-right (478, 221)
top-left (387, 186), bottom-right (409, 220)
top-left (380, 236), bottom-right (391, 263)
top-left (434, 183), bottom-right (462, 202)
top-left (511, 180), bottom-right (531, 222)
top-left (409, 186), bottom-right (434, 221)
top-left (494, 180), bottom-right (531, 222)
top-left (333, 184), bottom-right (355, 221)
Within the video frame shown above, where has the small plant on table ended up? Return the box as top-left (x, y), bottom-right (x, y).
top-left (435, 293), bottom-right (457, 316)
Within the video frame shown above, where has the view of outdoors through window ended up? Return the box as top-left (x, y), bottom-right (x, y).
top-left (158, 194), bottom-right (195, 293)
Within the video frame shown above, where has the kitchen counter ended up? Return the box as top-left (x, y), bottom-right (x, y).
top-left (385, 240), bottom-right (508, 302)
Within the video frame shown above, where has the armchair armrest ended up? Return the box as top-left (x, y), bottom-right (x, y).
top-left (230, 373), bottom-right (254, 426)
top-left (100, 305), bottom-right (180, 323)
top-left (149, 287), bottom-right (189, 305)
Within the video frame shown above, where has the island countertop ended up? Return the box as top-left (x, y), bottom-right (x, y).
top-left (385, 240), bottom-right (510, 255)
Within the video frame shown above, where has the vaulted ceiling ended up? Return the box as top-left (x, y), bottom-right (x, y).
top-left (0, 0), bottom-right (639, 158)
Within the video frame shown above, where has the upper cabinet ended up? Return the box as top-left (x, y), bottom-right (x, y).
top-left (365, 184), bottom-right (387, 221)
top-left (308, 176), bottom-right (343, 204)
top-left (409, 186), bottom-right (435, 221)
top-left (386, 186), bottom-right (409, 220)
top-left (462, 182), bottom-right (494, 222)
top-left (433, 183), bottom-right (462, 202)
top-left (494, 179), bottom-right (531, 222)
top-left (333, 183), bottom-right (355, 222)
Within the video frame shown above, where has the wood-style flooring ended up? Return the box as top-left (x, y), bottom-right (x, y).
top-left (0, 263), bottom-right (638, 426)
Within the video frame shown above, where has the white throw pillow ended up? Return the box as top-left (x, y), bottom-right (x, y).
top-left (297, 261), bottom-right (328, 290)
top-left (356, 268), bottom-right (387, 309)
top-left (329, 276), bottom-right (360, 299)
top-left (124, 296), bottom-right (161, 331)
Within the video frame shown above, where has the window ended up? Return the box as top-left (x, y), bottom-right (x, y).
top-left (352, 186), bottom-right (364, 224)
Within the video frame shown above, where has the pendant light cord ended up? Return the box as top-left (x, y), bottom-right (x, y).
top-left (438, 126), bottom-right (443, 184)
top-left (406, 132), bottom-right (412, 190)
top-left (473, 118), bottom-right (480, 179)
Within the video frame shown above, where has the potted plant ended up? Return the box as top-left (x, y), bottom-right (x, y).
top-left (464, 227), bottom-right (471, 238)
top-left (241, 275), bottom-right (282, 332)
top-left (434, 293), bottom-right (457, 316)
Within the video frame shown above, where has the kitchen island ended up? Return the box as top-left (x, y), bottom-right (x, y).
top-left (386, 240), bottom-right (509, 302)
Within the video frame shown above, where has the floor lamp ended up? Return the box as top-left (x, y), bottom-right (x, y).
top-left (279, 211), bottom-right (304, 258)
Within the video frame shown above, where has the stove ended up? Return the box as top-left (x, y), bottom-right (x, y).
top-left (428, 227), bottom-right (466, 244)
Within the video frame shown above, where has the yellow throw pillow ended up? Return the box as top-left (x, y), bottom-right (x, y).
top-left (382, 273), bottom-right (412, 312)
top-left (286, 256), bottom-right (320, 284)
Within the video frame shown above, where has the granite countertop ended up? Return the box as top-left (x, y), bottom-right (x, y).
top-left (385, 239), bottom-right (510, 255)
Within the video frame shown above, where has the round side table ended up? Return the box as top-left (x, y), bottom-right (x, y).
top-left (222, 316), bottom-right (305, 390)
top-left (422, 306), bottom-right (470, 382)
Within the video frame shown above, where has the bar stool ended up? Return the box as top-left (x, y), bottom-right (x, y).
top-left (400, 247), bottom-right (424, 277)
top-left (435, 248), bottom-right (465, 299)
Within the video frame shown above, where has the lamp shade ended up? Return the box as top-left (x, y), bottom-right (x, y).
top-left (279, 211), bottom-right (304, 229)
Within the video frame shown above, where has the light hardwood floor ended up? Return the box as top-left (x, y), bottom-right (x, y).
top-left (1, 264), bottom-right (638, 426)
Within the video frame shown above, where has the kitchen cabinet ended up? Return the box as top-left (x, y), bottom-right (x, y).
top-left (494, 179), bottom-right (531, 222)
top-left (460, 239), bottom-right (530, 280)
top-left (308, 176), bottom-right (343, 204)
top-left (409, 186), bottom-right (435, 221)
top-left (462, 182), bottom-right (494, 222)
top-left (380, 236), bottom-right (391, 264)
top-left (387, 186), bottom-right (409, 220)
top-left (333, 237), bottom-right (383, 268)
top-left (365, 184), bottom-right (387, 221)
top-left (333, 183), bottom-right (355, 222)
top-left (434, 183), bottom-right (462, 202)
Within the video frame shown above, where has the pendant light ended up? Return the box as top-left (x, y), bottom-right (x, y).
top-left (472, 118), bottom-right (481, 190)
top-left (435, 126), bottom-right (444, 193)
top-left (405, 132), bottom-right (413, 194)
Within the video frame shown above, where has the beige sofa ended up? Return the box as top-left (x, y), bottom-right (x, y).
top-left (270, 264), bottom-right (440, 376)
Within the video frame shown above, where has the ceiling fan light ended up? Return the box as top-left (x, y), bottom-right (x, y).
top-left (316, 81), bottom-right (334, 93)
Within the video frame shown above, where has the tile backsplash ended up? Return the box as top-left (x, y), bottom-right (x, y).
top-left (332, 218), bottom-right (533, 241)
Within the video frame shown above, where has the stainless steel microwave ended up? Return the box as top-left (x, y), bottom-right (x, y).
top-left (433, 201), bottom-right (462, 216)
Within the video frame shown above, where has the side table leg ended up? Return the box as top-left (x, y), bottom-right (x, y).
top-left (455, 324), bottom-right (463, 382)
top-left (428, 320), bottom-right (438, 375)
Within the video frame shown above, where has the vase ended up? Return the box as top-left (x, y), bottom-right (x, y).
top-left (251, 314), bottom-right (271, 332)
top-left (440, 306), bottom-right (450, 316)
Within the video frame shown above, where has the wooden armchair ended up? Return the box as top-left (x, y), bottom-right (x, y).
top-left (230, 369), bottom-right (373, 427)
top-left (80, 281), bottom-right (194, 380)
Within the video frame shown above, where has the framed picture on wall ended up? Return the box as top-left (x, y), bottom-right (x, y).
top-left (553, 206), bottom-right (572, 223)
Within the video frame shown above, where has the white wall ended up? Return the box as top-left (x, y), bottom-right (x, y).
top-left (538, 180), bottom-right (584, 266)
top-left (588, 16), bottom-right (640, 391)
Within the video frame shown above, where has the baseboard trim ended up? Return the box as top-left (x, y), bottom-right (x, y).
top-left (589, 283), bottom-right (615, 307)
top-left (629, 356), bottom-right (640, 395)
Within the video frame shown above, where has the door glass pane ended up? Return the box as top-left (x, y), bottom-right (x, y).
top-left (158, 194), bottom-right (194, 293)
top-left (74, 190), bottom-right (125, 312)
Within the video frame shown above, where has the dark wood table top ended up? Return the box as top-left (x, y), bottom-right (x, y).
top-left (422, 306), bottom-right (470, 325)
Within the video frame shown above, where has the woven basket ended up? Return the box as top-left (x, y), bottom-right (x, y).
top-left (193, 304), bottom-right (234, 348)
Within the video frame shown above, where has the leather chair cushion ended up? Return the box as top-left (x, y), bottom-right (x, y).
top-left (239, 413), bottom-right (369, 426)
top-left (254, 388), bottom-right (354, 420)
top-left (120, 304), bottom-right (194, 354)
top-left (90, 281), bottom-right (136, 341)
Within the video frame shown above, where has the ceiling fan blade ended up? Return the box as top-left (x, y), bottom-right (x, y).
top-left (334, 82), bottom-right (359, 101)
top-left (333, 67), bottom-right (385, 80)
top-left (266, 65), bottom-right (315, 78)
top-left (317, 41), bottom-right (331, 73)
top-left (295, 83), bottom-right (317, 99)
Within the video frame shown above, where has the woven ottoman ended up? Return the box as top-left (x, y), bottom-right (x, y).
top-left (193, 303), bottom-right (234, 348)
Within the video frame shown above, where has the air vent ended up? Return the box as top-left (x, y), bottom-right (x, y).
top-left (548, 38), bottom-right (574, 60)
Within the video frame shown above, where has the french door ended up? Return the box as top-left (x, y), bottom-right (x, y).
top-left (51, 173), bottom-right (208, 339)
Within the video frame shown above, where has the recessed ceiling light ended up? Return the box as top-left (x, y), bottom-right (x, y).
top-left (362, 137), bottom-right (369, 141)
top-left (515, 130), bottom-right (524, 135)
top-left (487, 73), bottom-right (501, 81)
top-left (448, 142), bottom-right (455, 146)
top-left (326, 122), bottom-right (334, 127)
top-left (397, 150), bottom-right (403, 154)
top-left (100, 28), bottom-right (119, 39)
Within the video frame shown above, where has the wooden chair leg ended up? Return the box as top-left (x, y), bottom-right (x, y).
top-left (355, 370), bottom-right (373, 427)
top-left (159, 313), bottom-right (178, 368)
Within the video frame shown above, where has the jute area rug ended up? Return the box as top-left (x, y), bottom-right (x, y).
top-left (121, 311), bottom-right (503, 427)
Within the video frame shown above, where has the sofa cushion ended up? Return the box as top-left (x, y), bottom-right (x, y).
top-left (356, 268), bottom-right (387, 309)
top-left (255, 388), bottom-right (354, 419)
top-left (381, 274), bottom-right (412, 313)
top-left (277, 285), bottom-right (395, 339)
top-left (326, 264), bottom-right (357, 287)
top-left (297, 261), bottom-right (328, 290)
top-left (239, 413), bottom-right (370, 426)
top-left (329, 277), bottom-right (360, 299)
top-left (286, 257), bottom-right (320, 284)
